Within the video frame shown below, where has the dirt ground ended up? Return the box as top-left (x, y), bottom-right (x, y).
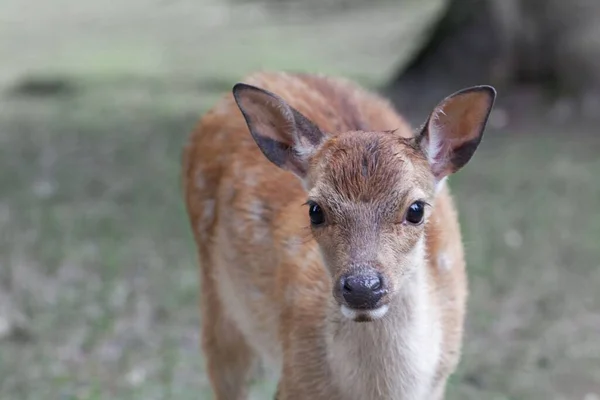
top-left (1, 1), bottom-right (599, 399)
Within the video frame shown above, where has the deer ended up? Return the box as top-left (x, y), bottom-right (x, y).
top-left (182, 71), bottom-right (496, 400)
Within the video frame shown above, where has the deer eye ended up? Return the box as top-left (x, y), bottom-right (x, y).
top-left (405, 201), bottom-right (426, 225)
top-left (308, 201), bottom-right (325, 226)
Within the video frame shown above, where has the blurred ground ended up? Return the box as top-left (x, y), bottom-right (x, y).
top-left (1, 0), bottom-right (599, 399)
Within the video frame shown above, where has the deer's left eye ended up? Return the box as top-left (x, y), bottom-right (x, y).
top-left (308, 201), bottom-right (325, 226)
top-left (405, 201), bottom-right (426, 225)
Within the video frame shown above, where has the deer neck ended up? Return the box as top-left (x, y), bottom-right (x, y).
top-left (324, 255), bottom-right (441, 399)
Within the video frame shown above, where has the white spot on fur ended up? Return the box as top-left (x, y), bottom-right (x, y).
top-left (195, 170), bottom-right (206, 190)
top-left (233, 159), bottom-right (244, 176)
top-left (198, 200), bottom-right (215, 240)
top-left (201, 199), bottom-right (215, 222)
top-left (437, 252), bottom-right (451, 271)
top-left (245, 171), bottom-right (258, 187)
top-left (248, 199), bottom-right (264, 222)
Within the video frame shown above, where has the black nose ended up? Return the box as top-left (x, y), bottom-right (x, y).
top-left (340, 273), bottom-right (385, 309)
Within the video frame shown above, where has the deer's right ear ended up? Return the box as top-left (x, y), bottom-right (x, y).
top-left (417, 85), bottom-right (496, 182)
top-left (233, 83), bottom-right (325, 179)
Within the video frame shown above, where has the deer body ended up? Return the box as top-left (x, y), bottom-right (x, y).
top-left (183, 72), bottom-right (495, 399)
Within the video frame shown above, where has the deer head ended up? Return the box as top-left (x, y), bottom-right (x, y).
top-left (233, 83), bottom-right (496, 322)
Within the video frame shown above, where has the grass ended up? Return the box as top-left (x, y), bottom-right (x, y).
top-left (1, 0), bottom-right (599, 399)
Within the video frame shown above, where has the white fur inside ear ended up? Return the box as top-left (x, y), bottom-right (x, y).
top-left (425, 114), bottom-right (448, 166)
top-left (294, 130), bottom-right (329, 161)
top-left (293, 140), bottom-right (317, 160)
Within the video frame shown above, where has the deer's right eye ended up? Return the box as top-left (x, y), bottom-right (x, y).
top-left (405, 201), bottom-right (426, 225)
top-left (308, 201), bottom-right (325, 226)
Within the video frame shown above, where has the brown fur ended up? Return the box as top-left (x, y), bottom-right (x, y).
top-left (182, 71), bottom-right (494, 399)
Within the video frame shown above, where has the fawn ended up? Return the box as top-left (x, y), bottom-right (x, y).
top-left (182, 71), bottom-right (496, 400)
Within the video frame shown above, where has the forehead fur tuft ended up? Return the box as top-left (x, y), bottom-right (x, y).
top-left (313, 132), bottom-right (431, 204)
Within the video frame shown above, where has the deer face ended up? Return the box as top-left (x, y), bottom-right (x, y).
top-left (303, 132), bottom-right (435, 321)
top-left (233, 82), bottom-right (495, 322)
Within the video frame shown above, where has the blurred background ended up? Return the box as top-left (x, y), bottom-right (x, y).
top-left (1, 0), bottom-right (599, 399)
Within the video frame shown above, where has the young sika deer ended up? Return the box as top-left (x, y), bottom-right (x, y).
top-left (182, 72), bottom-right (495, 400)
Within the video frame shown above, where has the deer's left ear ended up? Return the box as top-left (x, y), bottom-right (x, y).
top-left (232, 83), bottom-right (326, 180)
top-left (417, 85), bottom-right (496, 181)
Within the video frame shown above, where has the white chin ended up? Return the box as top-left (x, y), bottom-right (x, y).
top-left (340, 304), bottom-right (389, 321)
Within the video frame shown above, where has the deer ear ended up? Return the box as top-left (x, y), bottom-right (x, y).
top-left (418, 85), bottom-right (496, 181)
top-left (233, 83), bottom-right (325, 179)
